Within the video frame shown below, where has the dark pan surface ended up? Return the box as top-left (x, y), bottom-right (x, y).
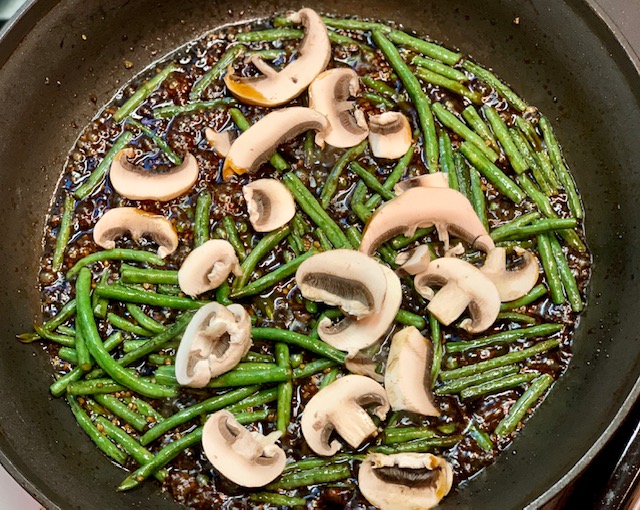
top-left (1, 0), bottom-right (639, 508)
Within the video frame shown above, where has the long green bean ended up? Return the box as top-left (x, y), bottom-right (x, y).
top-left (320, 141), bottom-right (368, 208)
top-left (467, 422), bottom-right (494, 451)
top-left (126, 396), bottom-right (163, 424)
top-left (225, 387), bottom-right (279, 414)
top-left (275, 343), bottom-right (293, 436)
top-left (463, 60), bottom-right (528, 111)
top-left (153, 97), bottom-right (237, 118)
top-left (460, 371), bottom-right (539, 400)
top-left (515, 116), bottom-right (544, 150)
top-left (395, 310), bottom-right (427, 329)
top-left (350, 162), bottom-right (395, 200)
top-left (154, 364), bottom-right (290, 388)
top-left (446, 323), bottom-right (563, 353)
top-left (469, 167), bottom-right (489, 230)
top-left (67, 378), bottom-right (127, 395)
top-left (190, 45), bottom-right (244, 100)
top-left (383, 426), bottom-right (437, 444)
top-left (413, 55), bottom-right (466, 81)
top-left (500, 283), bottom-right (548, 311)
top-left (266, 464), bottom-right (351, 490)
top-left (387, 30), bottom-right (461, 65)
top-left (292, 359), bottom-right (337, 380)
top-left (490, 211), bottom-right (540, 239)
top-left (42, 299), bottom-right (77, 331)
top-left (462, 105), bottom-right (499, 151)
top-left (194, 192), bottom-right (212, 248)
top-left (363, 92), bottom-right (395, 109)
top-left (73, 318), bottom-right (91, 372)
top-left (438, 131), bottom-right (456, 189)
top-left (93, 394), bottom-right (149, 432)
top-left (107, 313), bottom-right (152, 337)
top-left (361, 75), bottom-right (397, 98)
top-left (549, 235), bottom-right (583, 312)
top-left (221, 216), bottom-right (246, 261)
top-left (252, 328), bottom-right (346, 364)
top-left (509, 128), bottom-right (555, 194)
top-left (249, 493), bottom-right (306, 507)
top-left (537, 234), bottom-right (565, 305)
top-left (126, 118), bottom-right (182, 165)
top-left (95, 283), bottom-right (204, 310)
top-left (483, 106), bottom-right (528, 173)
top-left (495, 374), bottom-right (554, 436)
top-left (120, 265), bottom-right (178, 285)
top-left (416, 67), bottom-right (481, 103)
top-left (51, 194), bottom-right (75, 272)
top-left (371, 435), bottom-right (461, 454)
top-left (125, 304), bottom-right (165, 334)
top-left (430, 313), bottom-right (443, 386)
top-left (453, 151), bottom-right (471, 200)
top-left (490, 218), bottom-right (577, 242)
top-left (233, 226), bottom-right (290, 289)
top-left (497, 312), bottom-right (537, 325)
top-left (33, 325), bottom-right (74, 347)
top-left (383, 142), bottom-right (415, 191)
top-left (115, 62), bottom-right (178, 121)
top-left (389, 227), bottom-right (433, 250)
top-left (436, 365), bottom-right (520, 395)
top-left (67, 248), bottom-right (164, 278)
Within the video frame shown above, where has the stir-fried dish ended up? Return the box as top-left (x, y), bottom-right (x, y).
top-left (20, 9), bottom-right (592, 509)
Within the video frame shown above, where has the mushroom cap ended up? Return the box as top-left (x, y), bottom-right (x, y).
top-left (205, 128), bottom-right (233, 158)
top-left (222, 107), bottom-right (328, 180)
top-left (395, 244), bottom-right (432, 275)
top-left (318, 265), bottom-right (402, 355)
top-left (385, 326), bottom-right (440, 416)
top-left (178, 239), bottom-right (242, 297)
top-left (109, 148), bottom-right (199, 201)
top-left (242, 179), bottom-right (296, 232)
top-left (414, 257), bottom-right (501, 333)
top-left (368, 112), bottom-right (412, 160)
top-left (301, 374), bottom-right (389, 455)
top-left (175, 302), bottom-right (252, 387)
top-left (480, 247), bottom-right (540, 301)
top-left (202, 410), bottom-right (286, 487)
top-left (223, 8), bottom-right (331, 107)
top-left (360, 187), bottom-right (494, 256)
top-left (309, 68), bottom-right (369, 148)
top-left (393, 172), bottom-right (450, 195)
top-left (295, 249), bottom-right (388, 319)
top-left (358, 452), bottom-right (453, 510)
top-left (93, 207), bottom-right (178, 258)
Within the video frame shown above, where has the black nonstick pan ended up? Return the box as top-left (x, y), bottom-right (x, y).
top-left (1, 0), bottom-right (640, 508)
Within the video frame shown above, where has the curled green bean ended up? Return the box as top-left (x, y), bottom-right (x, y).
top-left (52, 194), bottom-right (75, 272)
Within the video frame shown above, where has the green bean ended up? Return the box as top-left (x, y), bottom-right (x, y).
top-left (490, 211), bottom-right (540, 239)
top-left (319, 367), bottom-right (340, 389)
top-left (122, 340), bottom-right (152, 353)
top-left (515, 116), bottom-right (544, 150)
top-left (233, 226), bottom-right (290, 290)
top-left (413, 55), bottom-right (466, 81)
top-left (459, 142), bottom-right (525, 203)
top-left (68, 396), bottom-right (127, 465)
top-left (429, 313), bottom-right (443, 386)
top-left (469, 167), bottom-right (489, 230)
top-left (500, 283), bottom-right (547, 311)
top-left (491, 218), bottom-right (577, 242)
top-left (349, 162), bottom-right (396, 200)
top-left (509, 128), bottom-right (554, 194)
top-left (383, 426), bottom-right (437, 444)
top-left (289, 353), bottom-right (304, 368)
top-left (216, 281), bottom-right (233, 305)
top-left (438, 131), bottom-right (456, 189)
top-left (120, 265), bottom-right (179, 285)
top-left (67, 378), bottom-right (127, 395)
top-left (95, 283), bottom-right (204, 310)
top-left (252, 328), bottom-right (346, 364)
top-left (439, 339), bottom-right (560, 381)
top-left (361, 75), bottom-right (397, 98)
top-left (51, 194), bottom-right (75, 272)
top-left (152, 97), bottom-right (237, 118)
top-left (364, 193), bottom-right (382, 211)
top-left (190, 45), bottom-right (244, 100)
top-left (56, 325), bottom-right (76, 336)
top-left (237, 409), bottom-right (274, 423)
top-left (497, 312), bottom-right (537, 325)
top-left (91, 269), bottom-right (109, 318)
top-left (304, 130), bottom-right (316, 167)
top-left (51, 366), bottom-right (84, 397)
top-left (483, 106), bottom-right (528, 173)
top-left (460, 371), bottom-right (539, 400)
top-left (320, 141), bottom-right (368, 208)
top-left (387, 30), bottom-right (461, 65)
top-left (125, 396), bottom-right (164, 424)
top-left (293, 359), bottom-right (337, 380)
top-left (107, 313), bottom-right (152, 337)
top-left (275, 343), bottom-right (293, 436)
top-left (432, 103), bottom-right (499, 162)
top-left (549, 235), bottom-right (583, 312)
top-left (363, 92), bottom-right (395, 109)
top-left (249, 493), bottom-right (306, 507)
top-left (462, 60), bottom-right (528, 111)
top-left (74, 131), bottom-right (134, 199)
top-left (495, 374), bottom-right (554, 437)
top-left (389, 227), bottom-right (433, 250)
top-left (193, 192), bottom-right (212, 248)
top-left (462, 105), bottom-right (499, 151)
top-left (237, 28), bottom-right (303, 42)
top-left (283, 454), bottom-right (364, 473)
top-left (148, 354), bottom-right (175, 366)
top-left (352, 201), bottom-right (372, 223)
top-left (539, 116), bottom-right (583, 219)
top-left (220, 216), bottom-right (246, 261)
top-left (125, 118), bottom-right (182, 165)
top-left (436, 365), bottom-right (520, 395)
top-left (225, 387), bottom-right (279, 414)
top-left (371, 435), bottom-right (462, 454)
top-left (395, 310), bottom-right (426, 329)
top-left (33, 325), bottom-right (75, 347)
top-left (314, 228), bottom-right (333, 251)
top-left (125, 304), bottom-right (165, 335)
top-left (383, 142), bottom-right (415, 190)
top-left (118, 426), bottom-right (204, 491)
top-left (453, 151), bottom-right (471, 200)
top-left (154, 364), bottom-right (290, 388)
top-left (139, 385), bottom-right (259, 445)
top-left (537, 234), bottom-right (565, 305)
top-left (93, 394), bottom-right (149, 432)
top-left (467, 422), bottom-right (494, 451)
top-left (304, 300), bottom-right (318, 315)
top-left (415, 67), bottom-right (481, 103)
top-left (73, 319), bottom-right (91, 372)
top-left (372, 30), bottom-right (438, 172)
top-left (67, 248), bottom-right (164, 278)
top-left (57, 347), bottom-right (78, 364)
top-left (320, 16), bottom-right (388, 32)
top-left (266, 464), bottom-right (351, 490)
top-left (446, 323), bottom-right (563, 353)
top-left (42, 299), bottom-right (77, 331)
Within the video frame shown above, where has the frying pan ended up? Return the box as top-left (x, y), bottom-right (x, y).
top-left (1, 0), bottom-right (639, 508)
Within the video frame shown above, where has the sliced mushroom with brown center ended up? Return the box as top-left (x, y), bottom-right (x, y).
top-left (414, 257), bottom-right (500, 333)
top-left (93, 207), bottom-right (178, 258)
top-left (358, 452), bottom-right (453, 510)
top-left (368, 112), bottom-right (412, 159)
top-left (222, 107), bottom-right (328, 180)
top-left (175, 303), bottom-right (251, 387)
top-left (202, 410), bottom-right (286, 487)
top-left (178, 239), bottom-right (242, 297)
top-left (359, 187), bottom-right (495, 256)
top-left (109, 148), bottom-right (199, 201)
top-left (385, 326), bottom-right (439, 416)
top-left (295, 249), bottom-right (388, 319)
top-left (480, 246), bottom-right (540, 301)
top-left (224, 8), bottom-right (330, 107)
top-left (309, 68), bottom-right (369, 148)
top-left (242, 179), bottom-right (296, 232)
top-left (393, 172), bottom-right (450, 195)
top-left (204, 128), bottom-right (233, 157)
top-left (395, 244), bottom-right (432, 275)
top-left (301, 374), bottom-right (389, 455)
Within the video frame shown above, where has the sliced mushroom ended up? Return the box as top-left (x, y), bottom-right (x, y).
top-left (393, 172), bottom-right (450, 195)
top-left (222, 107), bottom-right (328, 180)
top-left (202, 410), bottom-right (285, 487)
top-left (175, 303), bottom-right (251, 387)
top-left (242, 179), bottom-right (296, 232)
top-left (414, 257), bottom-right (500, 333)
top-left (205, 128), bottom-right (233, 157)
top-left (224, 8), bottom-right (330, 107)
top-left (178, 239), bottom-right (242, 297)
top-left (368, 112), bottom-right (412, 159)
top-left (345, 351), bottom-right (384, 383)
top-left (295, 249), bottom-right (388, 319)
top-left (359, 187), bottom-right (494, 256)
top-left (109, 148), bottom-right (198, 201)
top-left (358, 453), bottom-right (453, 510)
top-left (309, 68), bottom-right (369, 148)
top-left (318, 265), bottom-right (402, 355)
top-left (480, 247), bottom-right (540, 301)
top-left (395, 244), bottom-right (431, 275)
top-left (93, 207), bottom-right (178, 258)
top-left (301, 375), bottom-right (389, 455)
top-left (385, 326), bottom-right (439, 416)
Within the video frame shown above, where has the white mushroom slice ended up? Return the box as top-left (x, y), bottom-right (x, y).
top-left (318, 266), bottom-right (402, 355)
top-left (175, 303), bottom-right (251, 387)
top-left (295, 249), bottom-right (388, 319)
top-left (360, 187), bottom-right (494, 255)
top-left (109, 148), bottom-right (198, 201)
top-left (309, 68), bottom-right (369, 148)
top-left (202, 410), bottom-right (285, 487)
top-left (205, 128), bottom-right (233, 157)
top-left (395, 244), bottom-right (431, 275)
top-left (345, 351), bottom-right (384, 383)
top-left (414, 257), bottom-right (500, 333)
top-left (480, 247), bottom-right (540, 301)
top-left (385, 326), bottom-right (440, 416)
top-left (93, 207), bottom-right (178, 258)
top-left (358, 453), bottom-right (453, 510)
top-left (178, 239), bottom-right (242, 297)
top-left (368, 112), bottom-right (412, 159)
top-left (224, 8), bottom-right (330, 107)
top-left (222, 107), bottom-right (328, 180)
top-left (242, 179), bottom-right (296, 232)
top-left (301, 375), bottom-right (389, 455)
top-left (393, 172), bottom-right (450, 195)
